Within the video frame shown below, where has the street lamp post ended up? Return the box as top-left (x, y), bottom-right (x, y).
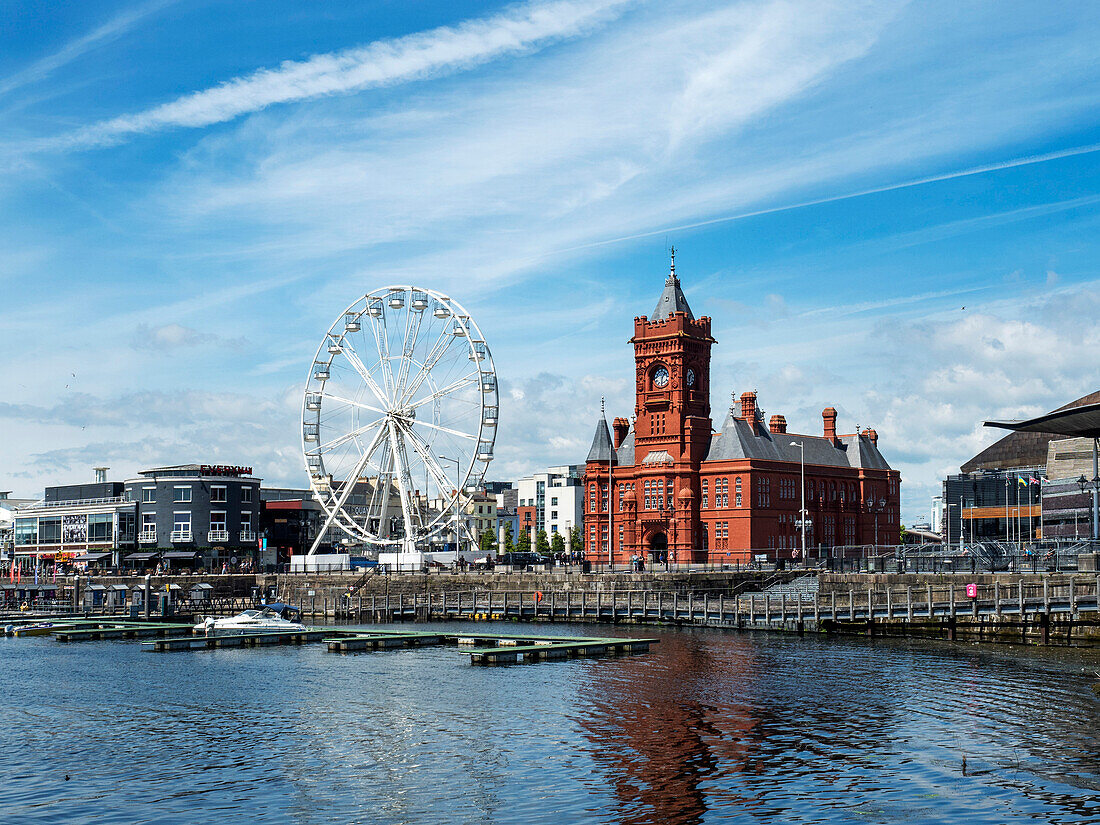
top-left (1076, 472), bottom-right (1100, 543)
top-left (790, 441), bottom-right (808, 565)
top-left (439, 455), bottom-right (461, 556)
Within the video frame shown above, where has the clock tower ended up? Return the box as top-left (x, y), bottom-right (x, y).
top-left (630, 250), bottom-right (714, 466)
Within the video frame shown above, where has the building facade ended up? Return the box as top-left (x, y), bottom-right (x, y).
top-left (516, 466), bottom-right (584, 542)
top-left (124, 464), bottom-right (261, 569)
top-left (584, 256), bottom-right (901, 566)
top-left (12, 478), bottom-right (137, 567)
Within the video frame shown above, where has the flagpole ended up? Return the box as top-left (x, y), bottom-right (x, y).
top-left (1005, 475), bottom-right (1010, 542)
top-left (1020, 481), bottom-right (1029, 545)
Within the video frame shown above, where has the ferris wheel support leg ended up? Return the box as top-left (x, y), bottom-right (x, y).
top-left (308, 507), bottom-right (340, 555)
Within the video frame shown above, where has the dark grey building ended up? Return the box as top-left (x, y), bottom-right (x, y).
top-left (124, 464), bottom-right (261, 569)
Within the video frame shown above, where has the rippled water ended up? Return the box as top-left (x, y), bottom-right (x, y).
top-left (1, 624), bottom-right (1097, 824)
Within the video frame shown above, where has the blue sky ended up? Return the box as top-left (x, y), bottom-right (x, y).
top-left (2, 0), bottom-right (1099, 525)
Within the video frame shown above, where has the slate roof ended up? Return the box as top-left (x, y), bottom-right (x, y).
top-left (702, 416), bottom-right (890, 469)
top-left (651, 255), bottom-right (694, 321)
top-left (609, 416), bottom-right (892, 471)
top-left (586, 418), bottom-right (616, 463)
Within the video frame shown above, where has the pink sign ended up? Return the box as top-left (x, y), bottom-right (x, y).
top-left (966, 583), bottom-right (978, 598)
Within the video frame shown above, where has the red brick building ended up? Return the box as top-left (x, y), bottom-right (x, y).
top-left (583, 254), bottom-right (900, 565)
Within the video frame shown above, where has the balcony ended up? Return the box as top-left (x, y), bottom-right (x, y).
top-left (208, 530), bottom-right (229, 543)
top-left (170, 530), bottom-right (193, 543)
top-left (138, 530), bottom-right (157, 544)
top-left (240, 530), bottom-right (256, 543)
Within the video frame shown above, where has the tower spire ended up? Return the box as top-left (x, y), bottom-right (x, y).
top-left (652, 249), bottom-right (694, 321)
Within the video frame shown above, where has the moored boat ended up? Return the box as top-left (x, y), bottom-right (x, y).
top-left (193, 603), bottom-right (305, 636)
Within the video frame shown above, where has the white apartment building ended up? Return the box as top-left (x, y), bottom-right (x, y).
top-left (516, 465), bottom-right (584, 541)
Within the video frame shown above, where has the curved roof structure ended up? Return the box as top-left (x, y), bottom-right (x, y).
top-left (961, 390), bottom-right (1100, 472)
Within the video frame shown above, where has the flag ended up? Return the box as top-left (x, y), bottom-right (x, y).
top-left (1017, 475), bottom-right (1027, 485)
top-left (1029, 476), bottom-right (1040, 485)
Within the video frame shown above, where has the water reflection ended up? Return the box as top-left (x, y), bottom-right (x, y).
top-left (575, 629), bottom-right (1100, 824)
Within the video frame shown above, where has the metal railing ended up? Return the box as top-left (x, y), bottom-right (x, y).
top-left (208, 530), bottom-right (229, 543)
top-left (240, 531), bottom-right (256, 543)
top-left (170, 530), bottom-right (193, 543)
top-left (138, 531), bottom-right (157, 544)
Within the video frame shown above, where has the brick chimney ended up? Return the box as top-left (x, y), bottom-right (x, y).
top-left (822, 407), bottom-right (838, 443)
top-left (740, 391), bottom-right (757, 422)
top-left (864, 427), bottom-right (878, 446)
top-left (769, 414), bottom-right (787, 434)
top-left (613, 417), bottom-right (630, 449)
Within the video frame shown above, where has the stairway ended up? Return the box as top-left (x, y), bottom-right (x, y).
top-left (761, 575), bottom-right (820, 603)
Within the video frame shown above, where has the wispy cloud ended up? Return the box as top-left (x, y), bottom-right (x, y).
top-left (0, 0), bottom-right (176, 98)
top-left (51, 0), bottom-right (630, 149)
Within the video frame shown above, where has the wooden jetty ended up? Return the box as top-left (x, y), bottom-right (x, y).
top-left (142, 628), bottom-right (358, 652)
top-left (326, 630), bottom-right (657, 664)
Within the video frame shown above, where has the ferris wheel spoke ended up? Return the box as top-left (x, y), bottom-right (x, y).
top-left (367, 301), bottom-right (399, 400)
top-left (407, 417), bottom-right (477, 441)
top-left (319, 390), bottom-right (388, 418)
top-left (317, 417), bottom-right (385, 454)
top-left (408, 372), bottom-right (479, 409)
top-left (340, 338), bottom-right (391, 408)
top-left (399, 420), bottom-right (460, 497)
top-left (394, 307), bottom-right (424, 400)
top-left (397, 322), bottom-right (458, 407)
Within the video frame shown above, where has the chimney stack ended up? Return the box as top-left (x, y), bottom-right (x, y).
top-left (613, 417), bottom-right (630, 449)
top-left (740, 391), bottom-right (757, 423)
top-left (769, 414), bottom-right (787, 434)
top-left (94, 467), bottom-right (109, 484)
top-left (822, 407), bottom-right (838, 443)
top-left (862, 427), bottom-right (878, 446)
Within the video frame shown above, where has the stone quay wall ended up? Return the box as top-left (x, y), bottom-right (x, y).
top-left (273, 569), bottom-right (799, 610)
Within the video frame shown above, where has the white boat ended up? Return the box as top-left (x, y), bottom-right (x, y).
top-left (194, 604), bottom-right (305, 636)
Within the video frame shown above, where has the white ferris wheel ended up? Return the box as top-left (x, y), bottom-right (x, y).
top-left (301, 286), bottom-right (498, 553)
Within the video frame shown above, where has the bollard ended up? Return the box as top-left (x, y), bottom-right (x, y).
top-left (927, 583), bottom-right (933, 619)
top-left (906, 586), bottom-right (913, 622)
top-left (144, 574), bottom-right (151, 620)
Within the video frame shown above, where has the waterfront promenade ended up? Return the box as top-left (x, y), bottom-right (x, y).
top-left (8, 568), bottom-right (1100, 647)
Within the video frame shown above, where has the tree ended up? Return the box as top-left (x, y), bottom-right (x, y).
top-left (479, 530), bottom-right (495, 555)
top-left (550, 532), bottom-right (565, 556)
top-left (899, 523), bottom-right (907, 545)
top-left (535, 529), bottom-right (550, 557)
top-left (517, 529), bottom-right (531, 553)
top-left (569, 525), bottom-right (583, 556)
top-left (503, 522), bottom-right (514, 554)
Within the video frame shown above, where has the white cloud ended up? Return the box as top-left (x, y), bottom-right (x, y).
top-left (54, 0), bottom-right (631, 148)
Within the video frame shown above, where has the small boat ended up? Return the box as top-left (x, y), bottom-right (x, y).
top-left (12, 622), bottom-right (57, 637)
top-left (193, 604), bottom-right (305, 636)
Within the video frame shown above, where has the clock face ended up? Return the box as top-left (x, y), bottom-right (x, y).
top-left (653, 367), bottom-right (670, 388)
top-left (686, 368), bottom-right (696, 387)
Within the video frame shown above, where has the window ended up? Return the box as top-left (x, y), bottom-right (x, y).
top-left (702, 479), bottom-right (709, 510)
top-left (14, 518), bottom-right (37, 545)
top-left (174, 486), bottom-right (192, 503)
top-left (141, 513), bottom-right (156, 532)
top-left (210, 511), bottom-right (227, 532)
top-left (142, 487), bottom-right (156, 503)
top-left (40, 517), bottom-right (61, 544)
top-left (734, 477), bottom-right (741, 508)
top-left (551, 524), bottom-right (558, 533)
top-left (241, 512), bottom-right (252, 530)
top-left (551, 497), bottom-right (558, 506)
top-left (551, 510), bottom-right (558, 519)
top-left (242, 486), bottom-right (253, 503)
top-left (173, 512), bottom-right (191, 533)
top-left (601, 485), bottom-right (608, 512)
top-left (211, 485), bottom-right (227, 503)
top-left (88, 513), bottom-right (113, 542)
top-left (589, 484), bottom-right (597, 513)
